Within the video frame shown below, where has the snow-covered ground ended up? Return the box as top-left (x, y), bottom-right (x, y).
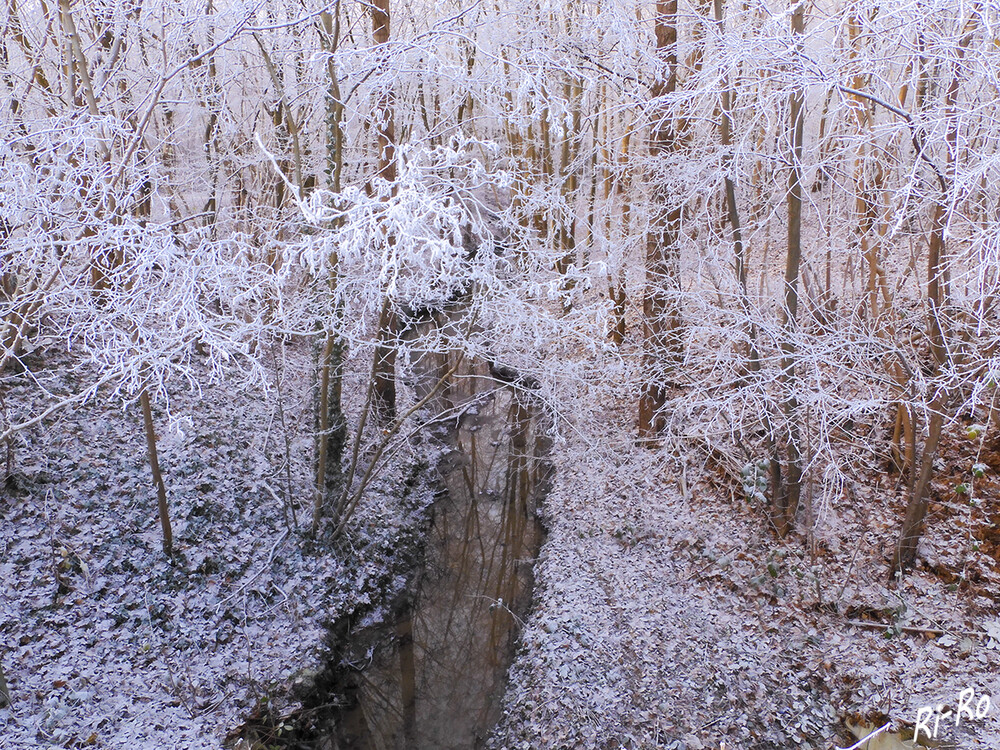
top-left (0, 347), bottom-right (431, 749)
top-left (491, 405), bottom-right (1000, 749)
top-left (4, 347), bottom-right (1000, 749)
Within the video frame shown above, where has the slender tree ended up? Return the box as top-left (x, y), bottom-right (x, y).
top-left (772, 0), bottom-right (807, 536)
top-left (638, 0), bottom-right (682, 440)
top-left (891, 11), bottom-right (978, 577)
top-left (313, 3), bottom-right (348, 536)
top-left (371, 0), bottom-right (399, 428)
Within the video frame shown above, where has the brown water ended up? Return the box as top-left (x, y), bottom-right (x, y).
top-left (332, 346), bottom-right (551, 749)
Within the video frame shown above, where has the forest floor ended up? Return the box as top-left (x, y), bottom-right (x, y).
top-left (3, 343), bottom-right (1000, 749)
top-left (490, 391), bottom-right (1000, 749)
top-left (0, 344), bottom-right (436, 750)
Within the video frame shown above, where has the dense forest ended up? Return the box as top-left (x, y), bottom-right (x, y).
top-left (2, 0), bottom-right (1000, 747)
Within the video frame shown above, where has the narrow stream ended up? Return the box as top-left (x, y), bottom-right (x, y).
top-left (330, 330), bottom-right (552, 749)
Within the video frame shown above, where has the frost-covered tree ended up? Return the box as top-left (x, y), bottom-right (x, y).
top-left (3, 0), bottom-right (1000, 572)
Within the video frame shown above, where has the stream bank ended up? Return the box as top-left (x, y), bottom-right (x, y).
top-left (234, 348), bottom-right (553, 750)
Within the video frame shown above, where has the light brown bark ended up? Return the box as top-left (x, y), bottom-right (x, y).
top-left (140, 388), bottom-right (172, 556)
top-left (774, 0), bottom-right (806, 536)
top-left (890, 15), bottom-right (976, 578)
top-left (638, 0), bottom-right (681, 441)
top-left (371, 0), bottom-right (398, 427)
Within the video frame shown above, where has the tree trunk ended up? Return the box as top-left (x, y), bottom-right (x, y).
top-left (891, 404), bottom-right (944, 577)
top-left (638, 0), bottom-right (681, 441)
top-left (140, 387), bottom-right (172, 556)
top-left (313, 330), bottom-right (346, 536)
top-left (313, 5), bottom-right (348, 536)
top-left (372, 301), bottom-right (398, 427)
top-left (371, 0), bottom-right (397, 427)
top-left (889, 16), bottom-right (975, 578)
top-left (713, 0), bottom-right (758, 368)
top-left (775, 0), bottom-right (806, 536)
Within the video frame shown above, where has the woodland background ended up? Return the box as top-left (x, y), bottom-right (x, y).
top-left (3, 0), bottom-right (1000, 747)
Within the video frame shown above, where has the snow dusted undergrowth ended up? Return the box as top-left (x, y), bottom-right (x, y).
top-left (4, 342), bottom-right (1000, 749)
top-left (0, 346), bottom-right (432, 749)
top-left (491, 404), bottom-right (1000, 749)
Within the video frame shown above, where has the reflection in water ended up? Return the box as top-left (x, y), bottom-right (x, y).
top-left (333, 342), bottom-right (549, 749)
